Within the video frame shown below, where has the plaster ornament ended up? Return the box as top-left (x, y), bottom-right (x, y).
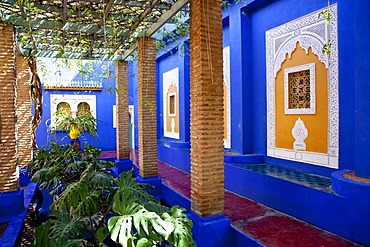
top-left (292, 117), bottom-right (308, 151)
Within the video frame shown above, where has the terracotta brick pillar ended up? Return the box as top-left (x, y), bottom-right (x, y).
top-left (137, 36), bottom-right (158, 178)
top-left (0, 21), bottom-right (18, 192)
top-left (116, 60), bottom-right (130, 159)
top-left (16, 54), bottom-right (32, 166)
top-left (190, 0), bottom-right (224, 217)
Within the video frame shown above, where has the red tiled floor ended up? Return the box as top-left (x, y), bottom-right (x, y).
top-left (158, 161), bottom-right (191, 198)
top-left (259, 223), bottom-right (361, 247)
top-left (241, 214), bottom-right (306, 240)
top-left (98, 150), bottom-right (116, 158)
top-left (224, 191), bottom-right (270, 222)
top-left (155, 161), bottom-right (360, 247)
top-left (104, 151), bottom-right (361, 247)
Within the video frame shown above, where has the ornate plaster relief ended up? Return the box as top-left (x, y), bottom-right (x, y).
top-left (266, 4), bottom-right (338, 168)
top-left (50, 94), bottom-right (97, 123)
top-left (284, 63), bottom-right (316, 114)
top-left (224, 46), bottom-right (231, 149)
top-left (163, 67), bottom-right (180, 139)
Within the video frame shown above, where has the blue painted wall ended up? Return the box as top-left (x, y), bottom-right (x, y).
top-left (36, 61), bottom-right (117, 151)
top-left (128, 59), bottom-right (139, 150)
top-left (241, 0), bottom-right (358, 177)
top-left (125, 0), bottom-right (365, 177)
top-left (354, 0), bottom-right (370, 178)
top-left (126, 1), bottom-right (369, 244)
top-left (156, 39), bottom-right (191, 172)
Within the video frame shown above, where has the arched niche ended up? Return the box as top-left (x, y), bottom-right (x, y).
top-left (266, 4), bottom-right (338, 168)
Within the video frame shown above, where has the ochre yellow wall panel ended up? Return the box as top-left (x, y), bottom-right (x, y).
top-left (166, 85), bottom-right (179, 133)
top-left (223, 83), bottom-right (227, 140)
top-left (276, 43), bottom-right (328, 154)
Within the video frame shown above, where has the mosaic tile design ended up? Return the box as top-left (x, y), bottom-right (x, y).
top-left (234, 163), bottom-right (332, 193)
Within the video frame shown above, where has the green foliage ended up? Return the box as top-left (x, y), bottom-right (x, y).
top-left (322, 42), bottom-right (333, 56)
top-left (30, 143), bottom-right (112, 191)
top-left (50, 110), bottom-right (98, 138)
top-left (318, 9), bottom-right (331, 25)
top-left (318, 1), bottom-right (333, 57)
top-left (30, 143), bottom-right (195, 247)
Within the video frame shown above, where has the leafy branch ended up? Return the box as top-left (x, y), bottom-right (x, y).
top-left (318, 0), bottom-right (333, 56)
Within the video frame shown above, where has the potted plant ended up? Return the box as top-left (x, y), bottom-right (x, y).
top-left (49, 110), bottom-right (98, 151)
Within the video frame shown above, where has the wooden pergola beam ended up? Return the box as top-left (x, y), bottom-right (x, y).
top-left (122, 0), bottom-right (189, 60)
top-left (61, 0), bottom-right (67, 47)
top-left (87, 0), bottom-right (114, 56)
top-left (0, 0), bottom-right (188, 60)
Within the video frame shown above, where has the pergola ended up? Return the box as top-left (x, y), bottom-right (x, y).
top-left (0, 0), bottom-right (189, 60)
top-left (0, 0), bottom-right (227, 236)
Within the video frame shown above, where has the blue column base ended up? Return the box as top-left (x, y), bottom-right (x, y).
top-left (188, 213), bottom-right (230, 247)
top-left (136, 176), bottom-right (162, 199)
top-left (332, 169), bottom-right (370, 245)
top-left (332, 169), bottom-right (370, 203)
top-left (115, 159), bottom-right (133, 176)
top-left (0, 189), bottom-right (24, 221)
top-left (132, 164), bottom-right (140, 177)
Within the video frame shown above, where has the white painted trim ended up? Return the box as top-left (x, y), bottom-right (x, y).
top-left (129, 105), bottom-right (135, 149)
top-left (113, 105), bottom-right (116, 128)
top-left (50, 94), bottom-right (97, 124)
top-left (223, 46), bottom-right (231, 149)
top-left (163, 67), bottom-right (180, 139)
top-left (284, 63), bottom-right (316, 114)
top-left (268, 148), bottom-right (338, 169)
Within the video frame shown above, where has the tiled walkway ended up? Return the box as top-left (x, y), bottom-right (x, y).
top-left (101, 151), bottom-right (361, 247)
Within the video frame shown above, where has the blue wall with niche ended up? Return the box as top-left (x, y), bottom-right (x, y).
top-left (36, 61), bottom-right (117, 151)
top-left (126, 0), bottom-right (362, 183)
top-left (156, 38), bottom-right (191, 172)
top-left (127, 0), bottom-right (370, 245)
top-left (242, 0), bottom-right (357, 176)
top-left (128, 59), bottom-right (139, 151)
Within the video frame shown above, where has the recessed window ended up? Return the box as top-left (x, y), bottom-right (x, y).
top-left (57, 102), bottom-right (72, 116)
top-left (50, 94), bottom-right (97, 125)
top-left (289, 70), bottom-right (311, 109)
top-left (77, 102), bottom-right (91, 116)
top-left (284, 63), bottom-right (316, 114)
top-left (168, 93), bottom-right (176, 116)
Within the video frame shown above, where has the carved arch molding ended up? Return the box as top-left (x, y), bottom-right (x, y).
top-left (266, 4), bottom-right (338, 168)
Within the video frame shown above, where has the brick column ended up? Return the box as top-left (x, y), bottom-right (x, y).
top-left (116, 60), bottom-right (130, 159)
top-left (0, 22), bottom-right (18, 192)
top-left (190, 0), bottom-right (224, 217)
top-left (137, 36), bottom-right (158, 178)
top-left (16, 54), bottom-right (32, 166)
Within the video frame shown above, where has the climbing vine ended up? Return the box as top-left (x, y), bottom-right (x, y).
top-left (318, 0), bottom-right (333, 56)
top-left (28, 56), bottom-right (43, 150)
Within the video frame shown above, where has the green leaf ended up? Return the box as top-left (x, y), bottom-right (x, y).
top-left (108, 216), bottom-right (135, 246)
top-left (136, 238), bottom-right (151, 247)
top-left (95, 226), bottom-right (109, 244)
